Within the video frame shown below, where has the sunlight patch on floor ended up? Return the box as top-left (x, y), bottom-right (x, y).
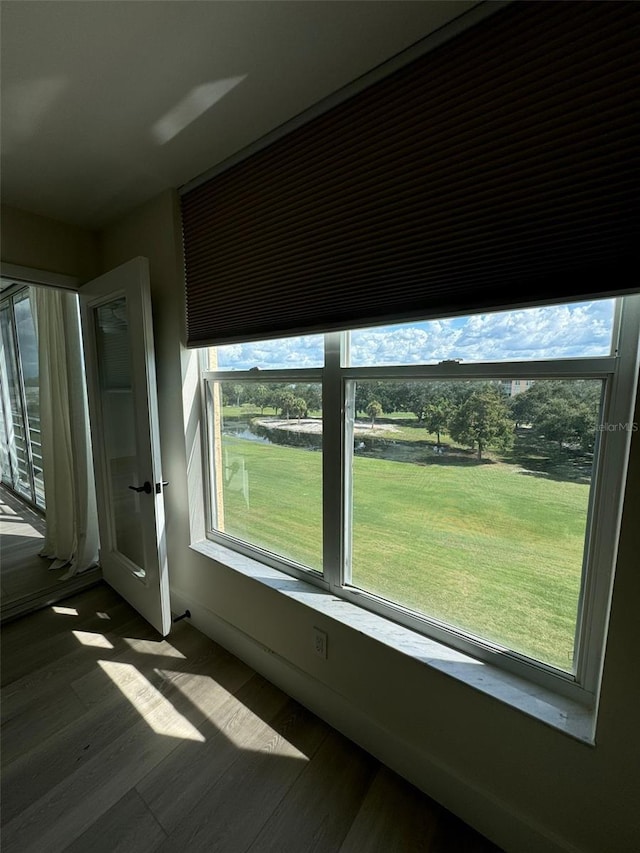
top-left (98, 660), bottom-right (205, 741)
top-left (122, 637), bottom-right (186, 658)
top-left (72, 630), bottom-right (114, 648)
top-left (154, 669), bottom-right (240, 732)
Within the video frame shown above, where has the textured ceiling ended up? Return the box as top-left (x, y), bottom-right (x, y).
top-left (1, 0), bottom-right (480, 230)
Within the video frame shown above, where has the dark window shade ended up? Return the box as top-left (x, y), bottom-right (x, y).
top-left (181, 1), bottom-right (639, 348)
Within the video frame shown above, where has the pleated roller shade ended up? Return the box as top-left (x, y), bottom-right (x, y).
top-left (181, 1), bottom-right (639, 348)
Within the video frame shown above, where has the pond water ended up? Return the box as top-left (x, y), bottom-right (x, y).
top-left (222, 419), bottom-right (432, 463)
top-left (223, 424), bottom-right (271, 443)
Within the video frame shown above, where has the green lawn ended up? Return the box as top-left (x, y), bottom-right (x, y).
top-left (219, 436), bottom-right (588, 670)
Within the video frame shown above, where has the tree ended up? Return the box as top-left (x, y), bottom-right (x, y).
top-left (510, 380), bottom-right (600, 451)
top-left (381, 382), bottom-right (410, 415)
top-left (356, 382), bottom-right (383, 416)
top-left (441, 381), bottom-right (477, 408)
top-left (290, 397), bottom-right (308, 422)
top-left (403, 384), bottom-right (432, 422)
top-left (221, 382), bottom-right (241, 407)
top-left (354, 382), bottom-right (408, 417)
top-left (509, 389), bottom-right (535, 428)
top-left (274, 389), bottom-right (296, 419)
top-left (247, 384), bottom-right (270, 414)
top-left (366, 400), bottom-right (383, 427)
top-left (232, 384), bottom-right (244, 409)
top-left (535, 395), bottom-right (598, 451)
top-left (423, 400), bottom-right (452, 446)
top-left (263, 383), bottom-right (286, 413)
top-left (295, 384), bottom-right (322, 414)
top-left (449, 388), bottom-right (514, 460)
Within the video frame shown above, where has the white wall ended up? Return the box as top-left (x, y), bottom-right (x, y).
top-left (97, 190), bottom-right (640, 853)
top-left (1, 204), bottom-right (98, 281)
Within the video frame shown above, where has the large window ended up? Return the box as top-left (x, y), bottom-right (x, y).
top-left (202, 297), bottom-right (639, 697)
top-left (0, 286), bottom-right (45, 509)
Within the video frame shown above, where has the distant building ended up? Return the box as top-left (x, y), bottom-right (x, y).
top-left (501, 379), bottom-right (534, 397)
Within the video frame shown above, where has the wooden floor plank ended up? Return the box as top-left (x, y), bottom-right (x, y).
top-left (1, 611), bottom-right (157, 722)
top-left (339, 765), bottom-right (441, 853)
top-left (1, 594), bottom-right (134, 688)
top-left (69, 620), bottom-right (237, 709)
top-left (137, 675), bottom-right (292, 834)
top-left (61, 790), bottom-right (167, 853)
top-left (0, 485), bottom-right (99, 620)
top-left (245, 728), bottom-right (378, 853)
top-left (2, 623), bottom-right (257, 851)
top-left (1, 627), bottom-right (253, 825)
top-left (1, 691), bottom-right (145, 827)
top-left (1, 583), bottom-right (120, 658)
top-left (2, 685), bottom-right (208, 853)
top-left (0, 486), bottom-right (46, 531)
top-left (0, 687), bottom-right (89, 768)
top-left (0, 583), bottom-right (122, 659)
top-left (431, 809), bottom-right (505, 853)
top-left (152, 699), bottom-right (329, 853)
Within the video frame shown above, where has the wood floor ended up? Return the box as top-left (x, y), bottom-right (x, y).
top-left (1, 584), bottom-right (504, 853)
top-left (0, 485), bottom-right (100, 622)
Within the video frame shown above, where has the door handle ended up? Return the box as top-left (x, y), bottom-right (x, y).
top-left (155, 481), bottom-right (169, 494)
top-left (128, 481), bottom-right (152, 494)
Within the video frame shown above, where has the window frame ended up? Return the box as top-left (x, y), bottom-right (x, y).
top-left (201, 295), bottom-right (640, 703)
top-left (200, 360), bottom-right (328, 581)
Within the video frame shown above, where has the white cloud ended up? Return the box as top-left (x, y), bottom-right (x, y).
top-left (211, 300), bottom-right (615, 370)
top-left (216, 334), bottom-right (324, 370)
top-left (351, 300), bottom-right (615, 365)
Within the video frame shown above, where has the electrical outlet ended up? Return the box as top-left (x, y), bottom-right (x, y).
top-left (313, 627), bottom-right (328, 659)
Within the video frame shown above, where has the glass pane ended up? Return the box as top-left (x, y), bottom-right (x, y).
top-left (209, 333), bottom-right (324, 371)
top-left (0, 302), bottom-right (31, 498)
top-left (0, 376), bottom-right (11, 483)
top-left (349, 299), bottom-right (615, 366)
top-left (14, 292), bottom-right (39, 422)
top-left (95, 297), bottom-right (145, 574)
top-left (348, 378), bottom-right (604, 670)
top-left (209, 380), bottom-right (322, 571)
top-left (14, 290), bottom-right (45, 508)
top-left (0, 314), bottom-right (14, 485)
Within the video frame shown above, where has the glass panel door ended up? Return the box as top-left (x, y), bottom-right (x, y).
top-left (81, 258), bottom-right (170, 636)
top-left (94, 297), bottom-right (145, 573)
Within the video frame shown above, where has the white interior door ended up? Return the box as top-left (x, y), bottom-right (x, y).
top-left (80, 257), bottom-right (170, 635)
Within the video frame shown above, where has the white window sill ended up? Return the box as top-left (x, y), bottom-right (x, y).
top-left (191, 538), bottom-right (596, 744)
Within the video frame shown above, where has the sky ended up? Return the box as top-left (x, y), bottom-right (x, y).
top-left (4, 292), bottom-right (39, 381)
top-left (213, 299), bottom-right (616, 371)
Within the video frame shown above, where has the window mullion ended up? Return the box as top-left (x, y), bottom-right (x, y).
top-left (204, 368), bottom-right (323, 383)
top-left (341, 356), bottom-right (616, 382)
top-left (322, 332), bottom-right (344, 591)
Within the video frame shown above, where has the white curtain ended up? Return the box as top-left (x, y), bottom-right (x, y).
top-left (36, 287), bottom-right (99, 578)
